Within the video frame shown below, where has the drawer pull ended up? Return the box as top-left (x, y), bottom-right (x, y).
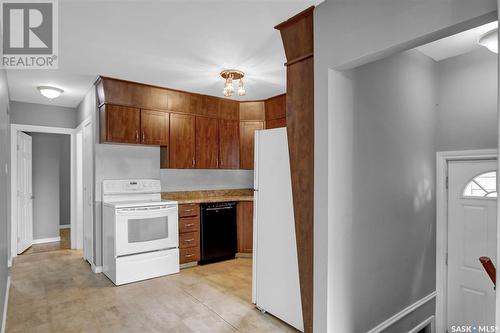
top-left (185, 209), bottom-right (194, 212)
top-left (185, 254), bottom-right (195, 258)
top-left (184, 238), bottom-right (194, 242)
top-left (184, 223), bottom-right (194, 227)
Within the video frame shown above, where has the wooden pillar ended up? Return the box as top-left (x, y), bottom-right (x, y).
top-left (275, 6), bottom-right (314, 333)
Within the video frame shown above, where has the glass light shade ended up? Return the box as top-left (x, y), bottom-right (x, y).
top-left (37, 86), bottom-right (64, 99)
top-left (478, 28), bottom-right (498, 53)
top-left (237, 80), bottom-right (246, 96)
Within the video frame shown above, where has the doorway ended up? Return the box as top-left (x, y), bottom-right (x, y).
top-left (436, 150), bottom-right (497, 331)
top-left (10, 124), bottom-right (81, 262)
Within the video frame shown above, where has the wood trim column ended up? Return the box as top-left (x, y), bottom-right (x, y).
top-left (275, 6), bottom-right (314, 333)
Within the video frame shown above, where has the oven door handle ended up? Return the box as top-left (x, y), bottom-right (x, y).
top-left (116, 206), bottom-right (177, 215)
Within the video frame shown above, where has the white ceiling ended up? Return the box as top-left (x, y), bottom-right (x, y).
top-left (6, 0), bottom-right (322, 108)
top-left (416, 21), bottom-right (498, 62)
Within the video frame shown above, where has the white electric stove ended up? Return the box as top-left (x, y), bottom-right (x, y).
top-left (102, 179), bottom-right (179, 285)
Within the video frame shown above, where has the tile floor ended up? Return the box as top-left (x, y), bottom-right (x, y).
top-left (21, 229), bottom-right (70, 255)
top-left (6, 250), bottom-right (298, 333)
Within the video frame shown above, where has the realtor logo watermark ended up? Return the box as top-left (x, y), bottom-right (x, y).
top-left (1, 0), bottom-right (58, 68)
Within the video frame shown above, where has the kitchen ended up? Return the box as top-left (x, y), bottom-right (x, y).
top-left (2, 1), bottom-right (315, 331)
top-left (95, 75), bottom-right (302, 327)
top-left (96, 74), bottom-right (283, 265)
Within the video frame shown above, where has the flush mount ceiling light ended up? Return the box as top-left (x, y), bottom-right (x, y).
top-left (478, 28), bottom-right (498, 53)
top-left (37, 86), bottom-right (64, 99)
top-left (220, 69), bottom-right (246, 97)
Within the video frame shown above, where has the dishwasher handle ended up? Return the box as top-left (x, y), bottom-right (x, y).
top-left (204, 206), bottom-right (235, 212)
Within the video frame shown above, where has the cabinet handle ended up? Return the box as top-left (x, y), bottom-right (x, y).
top-left (142, 131), bottom-right (145, 142)
top-left (185, 254), bottom-right (194, 258)
top-left (135, 131), bottom-right (139, 142)
top-left (220, 159), bottom-right (224, 167)
top-left (184, 209), bottom-right (193, 212)
top-left (192, 158), bottom-right (195, 167)
top-left (185, 238), bottom-right (194, 242)
top-left (185, 223), bottom-right (194, 227)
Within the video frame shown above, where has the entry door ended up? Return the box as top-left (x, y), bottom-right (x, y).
top-left (83, 122), bottom-right (93, 263)
top-left (17, 132), bottom-right (33, 254)
top-left (447, 160), bottom-right (497, 328)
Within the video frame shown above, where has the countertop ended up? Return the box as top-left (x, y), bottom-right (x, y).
top-left (161, 189), bottom-right (254, 204)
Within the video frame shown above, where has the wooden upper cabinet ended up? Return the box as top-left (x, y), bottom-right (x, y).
top-left (265, 94), bottom-right (286, 120)
top-left (141, 110), bottom-right (169, 145)
top-left (170, 113), bottom-right (196, 168)
top-left (219, 119), bottom-right (239, 169)
top-left (102, 104), bottom-right (141, 144)
top-left (265, 117), bottom-right (286, 129)
top-left (240, 102), bottom-right (265, 121)
top-left (195, 117), bottom-right (219, 169)
top-left (240, 121), bottom-right (264, 169)
top-left (219, 99), bottom-right (239, 120)
top-left (167, 90), bottom-right (189, 112)
top-left (201, 95), bottom-right (220, 118)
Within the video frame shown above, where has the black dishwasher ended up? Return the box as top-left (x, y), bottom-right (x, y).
top-left (200, 202), bottom-right (237, 264)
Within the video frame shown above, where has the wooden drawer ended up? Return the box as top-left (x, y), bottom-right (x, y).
top-left (180, 247), bottom-right (200, 264)
top-left (179, 204), bottom-right (199, 217)
top-left (179, 231), bottom-right (199, 249)
top-left (179, 216), bottom-right (199, 233)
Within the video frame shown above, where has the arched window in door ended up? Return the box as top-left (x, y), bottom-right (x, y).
top-left (463, 171), bottom-right (497, 198)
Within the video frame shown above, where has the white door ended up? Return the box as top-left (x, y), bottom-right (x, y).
top-left (17, 132), bottom-right (33, 254)
top-left (83, 122), bottom-right (93, 263)
top-left (447, 160), bottom-right (497, 328)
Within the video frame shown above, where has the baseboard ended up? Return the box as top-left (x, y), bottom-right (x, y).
top-left (91, 264), bottom-right (102, 273)
top-left (32, 237), bottom-right (61, 244)
top-left (1, 276), bottom-right (11, 333)
top-left (59, 224), bottom-right (70, 229)
top-left (180, 262), bottom-right (198, 269)
top-left (235, 252), bottom-right (252, 258)
top-left (408, 315), bottom-right (435, 333)
top-left (366, 291), bottom-right (437, 333)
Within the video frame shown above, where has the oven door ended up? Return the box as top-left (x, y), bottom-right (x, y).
top-left (115, 204), bottom-right (178, 257)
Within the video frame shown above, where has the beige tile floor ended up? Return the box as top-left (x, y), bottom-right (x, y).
top-left (21, 229), bottom-right (70, 255)
top-left (6, 250), bottom-right (298, 333)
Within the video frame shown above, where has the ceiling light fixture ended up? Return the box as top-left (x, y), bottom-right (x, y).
top-left (37, 86), bottom-right (64, 99)
top-left (220, 69), bottom-right (245, 97)
top-left (478, 28), bottom-right (498, 53)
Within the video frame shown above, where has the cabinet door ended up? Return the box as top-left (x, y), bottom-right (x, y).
top-left (219, 119), bottom-right (239, 169)
top-left (265, 117), bottom-right (286, 129)
top-left (237, 201), bottom-right (253, 253)
top-left (141, 110), bottom-right (169, 145)
top-left (169, 113), bottom-right (196, 168)
top-left (239, 121), bottom-right (264, 169)
top-left (106, 104), bottom-right (140, 144)
top-left (195, 117), bottom-right (219, 169)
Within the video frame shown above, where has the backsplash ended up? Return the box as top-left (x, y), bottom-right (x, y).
top-left (161, 169), bottom-right (253, 192)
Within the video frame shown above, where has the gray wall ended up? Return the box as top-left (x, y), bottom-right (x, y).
top-left (29, 133), bottom-right (70, 239)
top-left (10, 101), bottom-right (77, 128)
top-left (59, 137), bottom-right (71, 225)
top-left (350, 50), bottom-right (437, 332)
top-left (161, 169), bottom-right (253, 192)
top-left (314, 1), bottom-right (497, 331)
top-left (0, 69), bottom-right (10, 332)
top-left (436, 47), bottom-right (498, 151)
top-left (76, 87), bottom-right (96, 126)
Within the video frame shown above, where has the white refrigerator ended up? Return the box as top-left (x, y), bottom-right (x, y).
top-left (252, 127), bottom-right (304, 332)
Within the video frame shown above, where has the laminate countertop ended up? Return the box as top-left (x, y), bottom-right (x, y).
top-left (161, 189), bottom-right (254, 204)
